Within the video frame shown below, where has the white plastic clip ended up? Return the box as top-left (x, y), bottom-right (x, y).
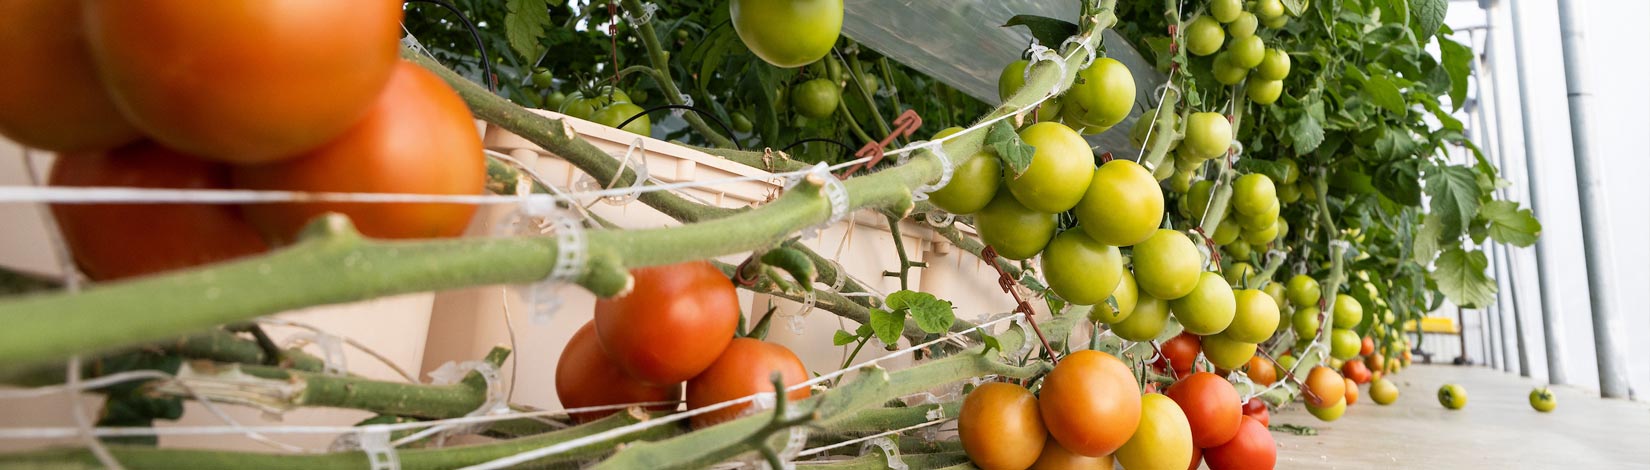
top-left (360, 428), bottom-right (400, 470)
top-left (1023, 43), bottom-right (1069, 95)
top-left (1061, 36), bottom-right (1098, 69)
top-left (784, 162), bottom-right (849, 239)
top-left (925, 210), bottom-right (953, 227)
top-left (859, 437), bottom-right (907, 470)
top-left (1228, 140), bottom-right (1245, 159)
top-left (898, 141), bottom-right (953, 203)
top-left (520, 207), bottom-right (586, 325)
top-left (601, 138), bottom-right (650, 206)
top-left (621, 2), bottom-right (658, 25)
top-left (876, 85), bottom-right (898, 98)
top-left (1011, 315), bottom-right (1034, 358)
top-left (285, 332), bottom-right (348, 376)
top-left (673, 93), bottom-right (693, 118)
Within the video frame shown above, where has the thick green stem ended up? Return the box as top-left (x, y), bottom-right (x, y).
top-left (1139, 88), bottom-right (1184, 170)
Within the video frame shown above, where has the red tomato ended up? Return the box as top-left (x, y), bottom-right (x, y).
top-left (1203, 416), bottom-right (1276, 470)
top-left (1165, 372), bottom-right (1243, 448)
top-left (82, 0), bottom-right (403, 163)
top-left (685, 338), bottom-right (809, 428)
top-left (233, 61), bottom-right (485, 243)
top-left (595, 261), bottom-right (741, 385)
top-left (1341, 359), bottom-right (1372, 385)
top-left (1189, 446), bottom-right (1204, 470)
top-left (1039, 350), bottom-right (1142, 457)
top-left (1160, 332), bottom-right (1203, 377)
top-left (1244, 356), bottom-right (1277, 386)
top-left (1241, 398), bottom-right (1270, 427)
top-left (0, 0), bottom-right (140, 152)
top-left (556, 321), bottom-right (681, 423)
top-left (49, 141), bottom-right (268, 280)
top-left (1360, 336), bottom-right (1375, 356)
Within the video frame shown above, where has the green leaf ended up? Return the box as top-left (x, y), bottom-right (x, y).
top-left (988, 121), bottom-right (1036, 177)
top-left (1373, 160), bottom-right (1423, 206)
top-left (1425, 164), bottom-right (1481, 239)
top-left (979, 332), bottom-right (1003, 355)
top-left (868, 309), bottom-right (906, 346)
top-left (1282, 0), bottom-right (1310, 16)
top-left (504, 0), bottom-right (551, 63)
top-left (1237, 159), bottom-right (1292, 182)
top-left (1434, 248), bottom-right (1496, 308)
top-left (1479, 200), bottom-right (1542, 247)
top-left (833, 330), bottom-right (858, 346)
top-left (1410, 0), bottom-right (1449, 42)
top-left (1364, 75), bottom-right (1407, 116)
top-left (1003, 15), bottom-right (1080, 48)
top-left (1412, 213), bottom-right (1443, 264)
top-left (887, 290), bottom-right (956, 334)
top-left (1288, 107), bottom-right (1326, 154)
top-left (1438, 37), bottom-right (1472, 111)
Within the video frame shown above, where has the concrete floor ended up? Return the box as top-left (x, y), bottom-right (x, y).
top-left (1268, 364), bottom-right (1650, 469)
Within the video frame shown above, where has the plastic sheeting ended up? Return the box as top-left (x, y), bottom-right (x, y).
top-left (842, 0), bottom-right (1168, 155)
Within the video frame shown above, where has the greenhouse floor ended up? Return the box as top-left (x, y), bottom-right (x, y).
top-left (1269, 364), bottom-right (1650, 468)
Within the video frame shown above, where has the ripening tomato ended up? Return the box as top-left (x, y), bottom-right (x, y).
top-left (233, 62), bottom-right (485, 243)
top-left (1360, 336), bottom-right (1376, 356)
top-left (1241, 398), bottom-right (1270, 426)
top-left (1007, 122), bottom-right (1094, 213)
top-left (1113, 290), bottom-right (1171, 342)
top-left (593, 261), bottom-right (741, 385)
top-left (1303, 366), bottom-right (1345, 407)
top-left (1200, 333), bottom-right (1257, 370)
top-left (1061, 58), bottom-right (1136, 130)
top-left (1286, 275), bottom-right (1320, 308)
top-left (1075, 159), bottom-right (1164, 246)
top-left (1226, 289), bottom-right (1280, 343)
top-left (1133, 230), bottom-right (1203, 299)
top-left (1365, 352), bottom-right (1385, 373)
top-left (1091, 269), bottom-right (1140, 324)
top-left (1183, 113), bottom-right (1233, 160)
top-left (959, 382), bottom-right (1046, 470)
top-left (1529, 387), bottom-right (1556, 412)
top-left (1030, 437), bottom-right (1113, 470)
top-left (685, 338), bottom-right (809, 428)
top-left (82, 0), bottom-right (402, 163)
top-left (1306, 397), bottom-right (1346, 421)
top-left (1341, 358), bottom-right (1372, 385)
top-left (1160, 332), bottom-right (1202, 377)
top-left (1114, 393), bottom-right (1195, 470)
top-left (1040, 350), bottom-right (1141, 457)
top-left (1343, 378), bottom-right (1360, 405)
top-left (1044, 230), bottom-right (1124, 306)
top-left (927, 127), bottom-right (1002, 215)
top-left (1437, 384), bottom-right (1467, 410)
top-left (1171, 272), bottom-right (1237, 335)
top-left (975, 191), bottom-right (1057, 260)
top-left (1186, 16), bottom-right (1225, 56)
top-left (0, 0), bottom-right (140, 152)
top-left (1164, 372), bottom-right (1242, 448)
top-left (730, 0), bottom-right (841, 68)
top-left (556, 321), bottom-right (681, 423)
top-left (1203, 416), bottom-right (1276, 470)
top-left (1369, 378), bottom-right (1399, 405)
top-left (1245, 356), bottom-right (1277, 386)
top-left (49, 141), bottom-right (268, 280)
top-left (1232, 174), bottom-right (1277, 217)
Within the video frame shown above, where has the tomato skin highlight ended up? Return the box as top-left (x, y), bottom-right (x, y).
top-left (556, 321), bottom-right (681, 423)
top-left (49, 141), bottom-right (268, 280)
top-left (594, 261), bottom-right (742, 385)
top-left (1203, 416), bottom-right (1277, 470)
top-left (730, 0), bottom-right (842, 68)
top-left (0, 0), bottom-right (141, 152)
top-left (959, 382), bottom-right (1046, 470)
top-left (1165, 372), bottom-right (1243, 448)
top-left (1039, 350), bottom-right (1142, 457)
top-left (684, 338), bottom-right (809, 428)
top-left (83, 0), bottom-right (403, 163)
top-left (232, 62), bottom-right (485, 243)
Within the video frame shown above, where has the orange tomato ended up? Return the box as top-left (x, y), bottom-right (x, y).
top-left (1030, 436), bottom-right (1114, 469)
top-left (1303, 366), bottom-right (1345, 407)
top-left (555, 321), bottom-right (681, 423)
top-left (1244, 355), bottom-right (1277, 386)
top-left (685, 338), bottom-right (810, 428)
top-left (1344, 378), bottom-right (1360, 405)
top-left (594, 262), bottom-right (741, 385)
top-left (1164, 372), bottom-right (1242, 448)
top-left (232, 61), bottom-right (485, 243)
top-left (0, 0), bottom-right (139, 152)
top-left (1039, 350), bottom-right (1142, 457)
top-left (960, 382), bottom-right (1047, 470)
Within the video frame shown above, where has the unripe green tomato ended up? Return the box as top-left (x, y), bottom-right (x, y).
top-left (1183, 179), bottom-right (1213, 219)
top-left (1333, 294), bottom-right (1363, 328)
top-left (1213, 53), bottom-right (1248, 86)
top-left (1232, 173), bottom-right (1278, 216)
top-left (1227, 289), bottom-right (1281, 343)
top-left (1298, 181), bottom-right (1317, 202)
top-left (1169, 169), bottom-right (1193, 193)
top-left (1225, 240), bottom-right (1252, 260)
top-left (1113, 292), bottom-right (1170, 341)
top-left (926, 127), bottom-right (1001, 214)
top-left (729, 111), bottom-right (754, 133)
top-left (1262, 282), bottom-right (1288, 310)
top-left (1241, 220), bottom-right (1279, 245)
top-left (1062, 58), bottom-right (1136, 129)
top-left (1213, 217), bottom-right (1241, 245)
top-left (1228, 35), bottom-right (1266, 69)
top-left (1200, 333), bottom-right (1257, 370)
top-left (591, 102), bottom-right (652, 136)
top-left (1043, 230), bottom-right (1124, 306)
top-left (791, 78), bottom-right (840, 119)
top-left (998, 59), bottom-right (1029, 101)
top-left (1277, 354), bottom-right (1298, 371)
top-left (1183, 112), bottom-right (1233, 159)
top-left (1210, 0), bottom-right (1243, 22)
top-left (1237, 200), bottom-right (1278, 231)
top-left (1275, 218), bottom-right (1290, 241)
top-left (1225, 262), bottom-right (1257, 288)
top-left (1247, 79), bottom-right (1283, 105)
top-left (1292, 306), bottom-right (1322, 337)
top-left (730, 0), bottom-right (843, 68)
top-left (1369, 378), bottom-right (1399, 405)
top-left (1277, 157), bottom-right (1300, 184)
top-left (1133, 229), bottom-right (1204, 300)
top-left (544, 91), bottom-right (568, 111)
top-left (1262, 12), bottom-right (1289, 28)
top-left (1528, 387), bottom-right (1556, 412)
top-left (1227, 12), bottom-right (1259, 39)
top-left (1091, 270), bottom-right (1140, 323)
top-left (1438, 384), bottom-right (1467, 410)
top-left (974, 191), bottom-right (1056, 260)
top-left (531, 67), bottom-right (554, 88)
top-left (1075, 159), bottom-right (1163, 246)
top-left (1175, 149), bottom-right (1204, 173)
top-left (1256, 0), bottom-right (1286, 19)
top-left (1329, 328), bottom-right (1360, 360)
top-left (1287, 274), bottom-right (1320, 307)
top-left (1007, 122), bottom-right (1094, 213)
top-left (1186, 16), bottom-right (1225, 56)
top-left (1258, 49), bottom-right (1291, 80)
top-left (1154, 157), bottom-right (1177, 181)
top-left (1276, 180), bottom-right (1301, 203)
top-left (1130, 106), bottom-right (1178, 148)
top-left (1169, 272), bottom-right (1237, 335)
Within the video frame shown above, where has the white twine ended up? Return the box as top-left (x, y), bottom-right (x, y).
top-left (258, 318), bottom-right (418, 383)
top-left (898, 141), bottom-right (953, 203)
top-left (1136, 68), bottom-right (1182, 162)
top-left (283, 332), bottom-right (348, 377)
top-left (794, 417), bottom-right (950, 458)
top-left (392, 361), bottom-right (510, 447)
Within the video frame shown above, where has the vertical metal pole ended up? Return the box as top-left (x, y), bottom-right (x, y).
top-left (1491, 0), bottom-right (1570, 385)
top-left (1467, 50), bottom-right (1534, 377)
top-left (1497, 243), bottom-right (1531, 377)
top-left (1550, 0), bottom-right (1630, 399)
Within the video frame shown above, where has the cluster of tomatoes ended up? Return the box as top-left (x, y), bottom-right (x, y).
top-left (1188, 0), bottom-right (1294, 105)
top-left (555, 261), bottom-right (812, 428)
top-left (0, 1), bottom-right (484, 281)
top-left (556, 86), bottom-right (653, 137)
top-left (958, 350), bottom-right (1277, 470)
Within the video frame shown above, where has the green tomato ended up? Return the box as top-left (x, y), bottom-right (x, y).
top-left (1225, 240), bottom-right (1252, 260)
top-left (1529, 387), bottom-right (1556, 412)
top-left (974, 191), bottom-right (1056, 260)
top-left (1241, 219), bottom-right (1279, 245)
top-left (1262, 282), bottom-right (1288, 310)
top-left (998, 60), bottom-right (1067, 123)
top-left (1169, 272), bottom-right (1237, 335)
top-left (1061, 58), bottom-right (1136, 129)
top-left (1227, 12), bottom-right (1259, 39)
top-left (1262, 12), bottom-right (1289, 28)
top-left (1113, 291), bottom-right (1170, 341)
top-left (1232, 173), bottom-right (1278, 216)
top-left (1225, 262), bottom-right (1257, 288)
top-left (1129, 106), bottom-right (1178, 148)
top-left (1006, 122), bottom-right (1094, 213)
top-left (926, 127), bottom-right (1002, 214)
top-left (560, 88), bottom-right (630, 120)
top-left (1276, 180), bottom-right (1301, 203)
top-left (1333, 294), bottom-right (1363, 328)
top-left (1258, 49), bottom-right (1292, 80)
top-left (1227, 289), bottom-right (1280, 343)
top-left (1247, 79), bottom-right (1283, 105)
top-left (531, 68), bottom-right (554, 89)
top-left (1237, 200), bottom-right (1279, 231)
top-left (1277, 354), bottom-right (1298, 371)
top-left (1169, 169), bottom-right (1193, 194)
top-left (1213, 53), bottom-right (1248, 86)
top-left (729, 111), bottom-right (754, 133)
top-left (730, 0), bottom-right (842, 68)
top-left (543, 91), bottom-right (568, 111)
top-left (1183, 179), bottom-right (1214, 220)
top-left (792, 78), bottom-right (840, 119)
top-left (1091, 270), bottom-right (1140, 323)
top-left (1329, 328), bottom-right (1360, 360)
top-left (1286, 274), bottom-right (1321, 307)
top-left (1298, 180), bottom-right (1317, 202)
top-left (1075, 160), bottom-right (1163, 246)
top-left (1277, 157), bottom-right (1300, 184)
top-left (1228, 35), bottom-right (1266, 69)
top-left (856, 73), bottom-right (879, 96)
top-left (1043, 230), bottom-right (1124, 306)
top-left (1210, 0), bottom-right (1243, 22)
top-left (1438, 384), bottom-right (1467, 410)
top-left (1213, 217), bottom-right (1242, 246)
top-left (1183, 112), bottom-right (1233, 160)
top-left (1186, 15), bottom-right (1225, 56)
top-left (1291, 306), bottom-right (1322, 337)
top-left (1306, 397), bottom-right (1346, 421)
top-left (590, 102), bottom-right (651, 136)
top-left (1370, 378), bottom-right (1399, 405)
top-left (1201, 333), bottom-right (1258, 370)
top-left (1255, 0), bottom-right (1286, 19)
top-left (1132, 229), bottom-right (1203, 300)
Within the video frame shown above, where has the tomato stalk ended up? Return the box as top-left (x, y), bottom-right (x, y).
top-left (616, 0), bottom-right (735, 149)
